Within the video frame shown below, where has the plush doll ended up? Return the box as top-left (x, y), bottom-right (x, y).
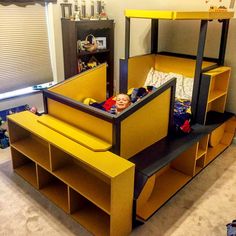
top-left (0, 117), bottom-right (9, 149)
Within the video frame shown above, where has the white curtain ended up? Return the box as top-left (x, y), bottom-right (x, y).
top-left (0, 2), bottom-right (53, 93)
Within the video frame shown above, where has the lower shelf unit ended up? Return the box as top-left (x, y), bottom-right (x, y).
top-left (8, 111), bottom-right (135, 236)
top-left (132, 115), bottom-right (236, 221)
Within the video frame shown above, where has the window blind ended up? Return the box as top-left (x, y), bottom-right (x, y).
top-left (0, 2), bottom-right (53, 93)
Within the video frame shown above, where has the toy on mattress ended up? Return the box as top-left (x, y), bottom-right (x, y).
top-left (84, 86), bottom-right (157, 115)
top-left (144, 68), bottom-right (193, 134)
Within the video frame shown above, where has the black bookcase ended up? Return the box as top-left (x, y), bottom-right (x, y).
top-left (61, 19), bottom-right (114, 96)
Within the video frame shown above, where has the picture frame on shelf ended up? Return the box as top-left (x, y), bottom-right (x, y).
top-left (96, 37), bottom-right (107, 49)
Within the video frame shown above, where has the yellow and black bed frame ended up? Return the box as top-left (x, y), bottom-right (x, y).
top-left (7, 10), bottom-right (236, 235)
top-left (119, 10), bottom-right (236, 223)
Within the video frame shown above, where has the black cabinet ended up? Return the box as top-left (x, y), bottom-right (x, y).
top-left (61, 19), bottom-right (114, 97)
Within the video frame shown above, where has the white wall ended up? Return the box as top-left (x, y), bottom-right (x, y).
top-left (51, 0), bottom-right (236, 112)
top-left (0, 93), bottom-right (44, 113)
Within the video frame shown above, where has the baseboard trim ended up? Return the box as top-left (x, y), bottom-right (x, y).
top-left (233, 136), bottom-right (236, 144)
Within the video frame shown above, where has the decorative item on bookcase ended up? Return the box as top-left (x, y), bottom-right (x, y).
top-left (96, 37), bottom-right (106, 49)
top-left (81, 0), bottom-right (89, 19)
top-left (87, 56), bottom-right (100, 68)
top-left (205, 0), bottom-right (232, 11)
top-left (61, 0), bottom-right (72, 19)
top-left (73, 0), bottom-right (81, 21)
top-left (78, 59), bottom-right (89, 73)
top-left (97, 0), bottom-right (102, 15)
top-left (99, 0), bottom-right (108, 19)
top-left (79, 34), bottom-right (98, 52)
top-left (90, 0), bottom-right (98, 20)
top-left (77, 56), bottom-right (100, 73)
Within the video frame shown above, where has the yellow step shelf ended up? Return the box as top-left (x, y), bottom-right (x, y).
top-left (37, 114), bottom-right (112, 152)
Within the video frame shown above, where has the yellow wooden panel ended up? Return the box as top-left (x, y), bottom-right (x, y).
top-left (38, 115), bottom-right (112, 152)
top-left (128, 54), bottom-right (155, 89)
top-left (137, 166), bottom-right (190, 220)
top-left (209, 123), bottom-right (226, 147)
top-left (125, 9), bottom-right (234, 20)
top-left (220, 117), bottom-right (236, 146)
top-left (120, 89), bottom-right (170, 159)
top-left (171, 143), bottom-right (198, 177)
top-left (221, 132), bottom-right (235, 146)
top-left (49, 64), bottom-right (107, 103)
top-left (173, 11), bottom-right (234, 20)
top-left (206, 67), bottom-right (230, 112)
top-left (206, 143), bottom-right (227, 164)
top-left (137, 174), bottom-right (156, 210)
top-left (204, 66), bottom-right (231, 78)
top-left (47, 99), bottom-right (113, 144)
top-left (155, 55), bottom-right (216, 77)
top-left (71, 204), bottom-right (110, 236)
top-left (125, 9), bottom-right (174, 19)
top-left (210, 95), bottom-right (227, 113)
top-left (8, 111), bottom-right (134, 178)
top-left (225, 116), bottom-right (236, 133)
top-left (110, 168), bottom-right (134, 236)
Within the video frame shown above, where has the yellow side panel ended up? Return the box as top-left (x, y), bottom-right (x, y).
top-left (49, 64), bottom-right (107, 102)
top-left (128, 54), bottom-right (155, 89)
top-left (47, 99), bottom-right (113, 144)
top-left (155, 55), bottom-right (216, 77)
top-left (120, 89), bottom-right (171, 159)
top-left (110, 168), bottom-right (134, 236)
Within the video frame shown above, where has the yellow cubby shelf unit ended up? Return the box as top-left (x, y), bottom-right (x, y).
top-left (197, 67), bottom-right (231, 124)
top-left (8, 111), bottom-right (135, 236)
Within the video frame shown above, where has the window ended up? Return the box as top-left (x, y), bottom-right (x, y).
top-left (0, 1), bottom-right (54, 93)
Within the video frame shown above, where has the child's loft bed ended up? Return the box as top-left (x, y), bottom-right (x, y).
top-left (120, 9), bottom-right (234, 125)
top-left (7, 9), bottom-right (236, 235)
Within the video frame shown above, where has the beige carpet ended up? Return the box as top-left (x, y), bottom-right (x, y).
top-left (0, 144), bottom-right (236, 236)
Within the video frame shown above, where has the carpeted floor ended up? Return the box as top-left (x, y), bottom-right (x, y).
top-left (0, 144), bottom-right (236, 236)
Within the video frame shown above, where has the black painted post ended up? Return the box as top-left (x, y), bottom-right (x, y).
top-left (125, 17), bottom-right (131, 60)
top-left (218, 19), bottom-right (229, 66)
top-left (151, 19), bottom-right (158, 54)
top-left (191, 20), bottom-right (208, 123)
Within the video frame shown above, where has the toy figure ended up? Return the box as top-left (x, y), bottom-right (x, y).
top-left (0, 117), bottom-right (9, 149)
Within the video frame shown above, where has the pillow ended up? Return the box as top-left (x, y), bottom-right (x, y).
top-left (144, 67), bottom-right (170, 88)
top-left (144, 68), bottom-right (193, 100)
top-left (169, 73), bottom-right (193, 100)
top-left (182, 77), bottom-right (193, 100)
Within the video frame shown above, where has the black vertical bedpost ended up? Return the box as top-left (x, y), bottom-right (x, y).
top-left (111, 118), bottom-right (121, 156)
top-left (42, 90), bottom-right (48, 114)
top-left (218, 19), bottom-right (229, 66)
top-left (191, 20), bottom-right (208, 123)
top-left (119, 17), bottom-right (130, 94)
top-left (151, 19), bottom-right (158, 54)
top-left (125, 16), bottom-right (131, 60)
